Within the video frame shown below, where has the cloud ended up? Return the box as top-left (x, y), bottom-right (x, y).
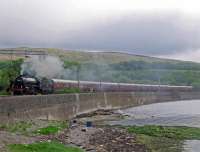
top-left (0, 0), bottom-right (200, 57)
top-left (59, 12), bottom-right (200, 55)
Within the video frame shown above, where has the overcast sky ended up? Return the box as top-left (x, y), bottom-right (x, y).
top-left (1, 0), bottom-right (200, 61)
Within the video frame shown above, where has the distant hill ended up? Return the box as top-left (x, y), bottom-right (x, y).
top-left (1, 47), bottom-right (200, 90)
top-left (0, 47), bottom-right (191, 64)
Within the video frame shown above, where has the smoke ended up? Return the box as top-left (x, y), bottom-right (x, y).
top-left (21, 56), bottom-right (65, 78)
top-left (21, 55), bottom-right (83, 80)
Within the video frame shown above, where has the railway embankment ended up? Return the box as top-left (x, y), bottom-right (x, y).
top-left (0, 91), bottom-right (200, 123)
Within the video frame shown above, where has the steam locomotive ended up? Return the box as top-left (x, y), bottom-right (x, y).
top-left (9, 75), bottom-right (54, 95)
top-left (9, 75), bottom-right (193, 95)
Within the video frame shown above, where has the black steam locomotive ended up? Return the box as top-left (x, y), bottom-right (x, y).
top-left (9, 75), bottom-right (54, 95)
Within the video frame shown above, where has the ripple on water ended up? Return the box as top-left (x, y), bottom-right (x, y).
top-left (183, 140), bottom-right (200, 152)
top-left (112, 100), bottom-right (200, 128)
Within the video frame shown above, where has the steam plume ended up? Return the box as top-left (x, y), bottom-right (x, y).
top-left (21, 56), bottom-right (65, 79)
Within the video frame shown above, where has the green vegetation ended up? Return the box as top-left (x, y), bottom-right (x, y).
top-left (0, 59), bottom-right (23, 95)
top-left (63, 60), bottom-right (80, 69)
top-left (0, 120), bottom-right (68, 135)
top-left (57, 52), bottom-right (200, 87)
top-left (8, 142), bottom-right (84, 152)
top-left (0, 121), bottom-right (33, 133)
top-left (109, 61), bottom-right (200, 86)
top-left (34, 121), bottom-right (68, 135)
top-left (62, 60), bottom-right (200, 87)
top-left (56, 88), bottom-right (81, 94)
top-left (126, 125), bottom-right (200, 152)
top-left (136, 134), bottom-right (183, 152)
top-left (127, 125), bottom-right (200, 140)
top-left (34, 126), bottom-right (60, 135)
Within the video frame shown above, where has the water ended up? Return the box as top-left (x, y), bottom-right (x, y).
top-left (183, 140), bottom-right (200, 152)
top-left (110, 100), bottom-right (200, 152)
top-left (112, 100), bottom-right (200, 127)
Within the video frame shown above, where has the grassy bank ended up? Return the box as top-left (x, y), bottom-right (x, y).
top-left (34, 121), bottom-right (68, 135)
top-left (0, 120), bottom-right (68, 135)
top-left (127, 125), bottom-right (200, 140)
top-left (0, 121), bottom-right (33, 134)
top-left (136, 135), bottom-right (183, 152)
top-left (127, 125), bottom-right (200, 152)
top-left (1, 120), bottom-right (74, 152)
top-left (8, 142), bottom-right (83, 152)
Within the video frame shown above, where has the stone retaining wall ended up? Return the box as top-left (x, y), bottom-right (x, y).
top-left (0, 91), bottom-right (200, 122)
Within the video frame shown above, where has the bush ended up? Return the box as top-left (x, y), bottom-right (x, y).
top-left (0, 59), bottom-right (23, 94)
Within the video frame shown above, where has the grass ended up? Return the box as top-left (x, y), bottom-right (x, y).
top-left (126, 125), bottom-right (200, 152)
top-left (8, 141), bottom-right (84, 152)
top-left (136, 134), bottom-right (183, 152)
top-left (34, 126), bottom-right (61, 135)
top-left (34, 121), bottom-right (68, 135)
top-left (0, 90), bottom-right (10, 96)
top-left (56, 88), bottom-right (81, 94)
top-left (0, 121), bottom-right (33, 133)
top-left (0, 120), bottom-right (68, 135)
top-left (127, 125), bottom-right (200, 140)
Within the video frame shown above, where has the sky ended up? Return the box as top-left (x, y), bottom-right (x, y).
top-left (1, 0), bottom-right (200, 61)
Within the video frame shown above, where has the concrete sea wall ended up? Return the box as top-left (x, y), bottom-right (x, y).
top-left (0, 91), bottom-right (200, 122)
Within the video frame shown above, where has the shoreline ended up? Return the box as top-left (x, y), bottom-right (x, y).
top-left (2, 108), bottom-right (200, 152)
top-left (45, 109), bottom-right (147, 152)
top-left (0, 109), bottom-right (148, 152)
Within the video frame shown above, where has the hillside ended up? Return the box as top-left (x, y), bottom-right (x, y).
top-left (0, 47), bottom-right (182, 63)
top-left (0, 47), bottom-right (200, 95)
